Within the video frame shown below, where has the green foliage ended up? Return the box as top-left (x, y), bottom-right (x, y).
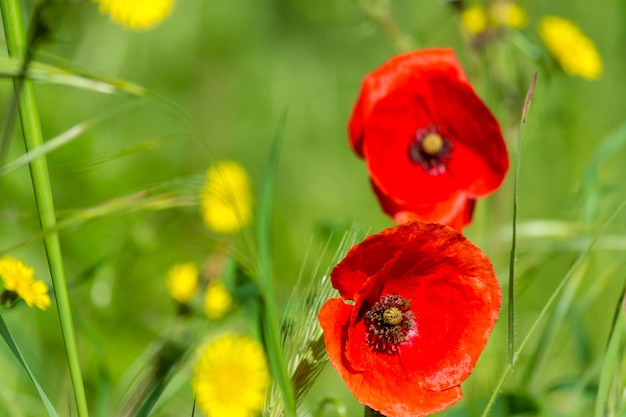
top-left (0, 315), bottom-right (59, 417)
top-left (1, 0), bottom-right (625, 416)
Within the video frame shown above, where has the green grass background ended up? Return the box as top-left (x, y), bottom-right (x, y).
top-left (1, 0), bottom-right (625, 416)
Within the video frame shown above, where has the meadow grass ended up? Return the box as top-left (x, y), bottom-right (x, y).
top-left (1, 0), bottom-right (625, 416)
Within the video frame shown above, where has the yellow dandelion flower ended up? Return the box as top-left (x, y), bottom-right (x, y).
top-left (193, 334), bottom-right (270, 417)
top-left (461, 4), bottom-right (488, 35)
top-left (204, 281), bottom-right (232, 319)
top-left (539, 16), bottom-right (603, 80)
top-left (92, 0), bottom-right (175, 30)
top-left (166, 263), bottom-right (199, 304)
top-left (0, 257), bottom-right (51, 310)
top-left (491, 2), bottom-right (527, 29)
top-left (200, 161), bottom-right (253, 234)
top-left (462, 2), bottom-right (526, 35)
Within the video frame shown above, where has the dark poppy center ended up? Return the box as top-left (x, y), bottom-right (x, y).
top-left (364, 294), bottom-right (416, 354)
top-left (409, 127), bottom-right (453, 175)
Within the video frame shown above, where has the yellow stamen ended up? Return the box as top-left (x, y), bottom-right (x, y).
top-left (421, 133), bottom-right (443, 155)
top-left (383, 307), bottom-right (403, 325)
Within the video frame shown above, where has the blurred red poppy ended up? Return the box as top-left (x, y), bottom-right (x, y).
top-left (349, 48), bottom-right (509, 231)
top-left (318, 221), bottom-right (501, 417)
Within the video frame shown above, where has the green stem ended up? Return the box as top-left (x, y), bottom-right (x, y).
top-left (507, 72), bottom-right (537, 365)
top-left (481, 200), bottom-right (626, 417)
top-left (258, 113), bottom-right (296, 417)
top-left (0, 1), bottom-right (89, 416)
top-left (360, 0), bottom-right (413, 53)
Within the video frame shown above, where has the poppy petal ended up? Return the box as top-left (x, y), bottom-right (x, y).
top-left (343, 223), bottom-right (499, 390)
top-left (347, 48), bottom-right (508, 229)
top-left (348, 48), bottom-right (467, 158)
top-left (330, 223), bottom-right (408, 300)
top-left (370, 179), bottom-right (475, 231)
top-left (318, 298), bottom-right (355, 371)
top-left (320, 221), bottom-right (501, 416)
top-left (320, 298), bottom-right (464, 417)
top-left (427, 74), bottom-right (509, 195)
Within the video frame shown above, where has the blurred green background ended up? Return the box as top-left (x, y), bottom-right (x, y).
top-left (1, 0), bottom-right (626, 416)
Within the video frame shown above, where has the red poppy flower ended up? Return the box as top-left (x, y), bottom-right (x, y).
top-left (318, 221), bottom-right (501, 417)
top-left (348, 48), bottom-right (509, 231)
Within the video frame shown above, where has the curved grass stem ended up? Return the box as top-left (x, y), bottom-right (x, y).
top-left (258, 112), bottom-right (296, 417)
top-left (0, 1), bottom-right (89, 416)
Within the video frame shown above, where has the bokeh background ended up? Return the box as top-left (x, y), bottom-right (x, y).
top-left (1, 0), bottom-right (625, 416)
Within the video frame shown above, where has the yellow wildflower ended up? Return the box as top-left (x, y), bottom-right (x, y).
top-left (491, 2), bottom-right (527, 29)
top-left (539, 16), bottom-right (602, 80)
top-left (461, 4), bottom-right (488, 35)
top-left (204, 281), bottom-right (232, 319)
top-left (461, 2), bottom-right (526, 35)
top-left (0, 257), bottom-right (51, 310)
top-left (92, 0), bottom-right (175, 30)
top-left (200, 161), bottom-right (253, 234)
top-left (193, 334), bottom-right (270, 417)
top-left (166, 263), bottom-right (199, 304)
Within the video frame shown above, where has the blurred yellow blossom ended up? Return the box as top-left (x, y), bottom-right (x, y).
top-left (461, 4), bottom-right (488, 35)
top-left (92, 0), bottom-right (174, 30)
top-left (539, 16), bottom-right (602, 80)
top-left (204, 280), bottom-right (232, 319)
top-left (200, 161), bottom-right (253, 234)
top-left (193, 334), bottom-right (269, 417)
top-left (461, 2), bottom-right (526, 35)
top-left (0, 257), bottom-right (51, 310)
top-left (166, 263), bottom-right (199, 304)
top-left (491, 2), bottom-right (526, 29)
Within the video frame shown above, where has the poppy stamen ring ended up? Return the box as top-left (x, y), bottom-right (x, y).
top-left (382, 307), bottom-right (403, 325)
top-left (420, 133), bottom-right (444, 156)
top-left (409, 126), bottom-right (453, 176)
top-left (364, 294), bottom-right (416, 354)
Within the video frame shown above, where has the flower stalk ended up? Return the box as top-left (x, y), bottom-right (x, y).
top-left (0, 1), bottom-right (89, 416)
top-left (358, 0), bottom-right (412, 52)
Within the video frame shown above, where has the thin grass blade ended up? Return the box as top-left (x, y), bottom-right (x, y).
top-left (508, 71), bottom-right (537, 364)
top-left (0, 1), bottom-right (89, 415)
top-left (0, 55), bottom-right (146, 96)
top-left (594, 277), bottom-right (626, 417)
top-left (257, 111), bottom-right (297, 417)
top-left (0, 189), bottom-right (194, 255)
top-left (481, 200), bottom-right (626, 417)
top-left (519, 259), bottom-right (590, 389)
top-left (581, 120), bottom-right (626, 222)
top-left (0, 314), bottom-right (60, 417)
top-left (0, 101), bottom-right (142, 176)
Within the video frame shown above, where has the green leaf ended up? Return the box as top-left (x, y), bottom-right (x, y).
top-left (0, 101), bottom-right (142, 177)
top-left (581, 120), bottom-right (626, 222)
top-left (222, 258), bottom-right (264, 342)
top-left (519, 259), bottom-right (590, 389)
top-left (0, 189), bottom-right (195, 255)
top-left (0, 54), bottom-right (146, 96)
top-left (594, 279), bottom-right (626, 417)
top-left (0, 314), bottom-right (60, 417)
top-left (256, 111), bottom-right (297, 417)
top-left (481, 200), bottom-right (626, 417)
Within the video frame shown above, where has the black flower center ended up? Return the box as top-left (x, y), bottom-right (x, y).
top-left (409, 127), bottom-right (453, 175)
top-left (364, 294), bottom-right (416, 354)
